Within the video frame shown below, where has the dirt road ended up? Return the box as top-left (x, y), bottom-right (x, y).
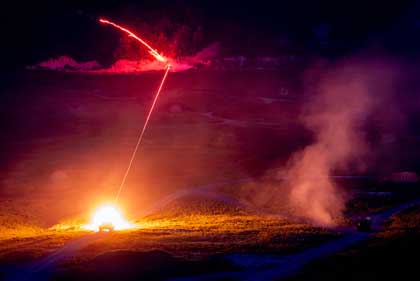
top-left (171, 198), bottom-right (420, 281)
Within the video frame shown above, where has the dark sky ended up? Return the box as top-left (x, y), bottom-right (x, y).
top-left (0, 0), bottom-right (418, 69)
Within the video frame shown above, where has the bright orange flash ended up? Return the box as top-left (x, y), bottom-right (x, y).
top-left (99, 18), bottom-right (167, 63)
top-left (84, 204), bottom-right (132, 232)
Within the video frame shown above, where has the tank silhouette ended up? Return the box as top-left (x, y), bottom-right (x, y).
top-left (99, 222), bottom-right (115, 232)
top-left (356, 217), bottom-right (372, 232)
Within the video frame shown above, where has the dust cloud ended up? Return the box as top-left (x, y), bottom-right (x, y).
top-left (282, 58), bottom-right (400, 225)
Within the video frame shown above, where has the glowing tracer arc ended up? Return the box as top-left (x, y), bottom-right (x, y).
top-left (99, 18), bottom-right (167, 63)
top-left (114, 64), bottom-right (171, 202)
top-left (98, 18), bottom-right (171, 205)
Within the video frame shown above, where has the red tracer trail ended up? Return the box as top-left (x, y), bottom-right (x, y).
top-left (114, 64), bottom-right (171, 201)
top-left (99, 18), bottom-right (171, 201)
top-left (99, 18), bottom-right (167, 63)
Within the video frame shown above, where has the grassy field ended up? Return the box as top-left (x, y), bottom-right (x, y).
top-left (1, 179), bottom-right (418, 280)
top-left (76, 214), bottom-right (338, 259)
top-left (0, 197), bottom-right (339, 264)
top-left (1, 70), bottom-right (420, 280)
top-left (285, 204), bottom-right (420, 281)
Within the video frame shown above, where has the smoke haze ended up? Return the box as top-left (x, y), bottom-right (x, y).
top-left (281, 57), bottom-right (401, 225)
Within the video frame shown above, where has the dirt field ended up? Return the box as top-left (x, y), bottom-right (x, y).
top-left (1, 70), bottom-right (420, 280)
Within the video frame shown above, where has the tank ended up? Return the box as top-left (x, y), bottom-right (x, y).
top-left (99, 222), bottom-right (115, 232)
top-left (356, 217), bottom-right (372, 232)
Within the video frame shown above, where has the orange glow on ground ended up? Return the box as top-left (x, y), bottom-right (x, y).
top-left (83, 204), bottom-right (133, 232)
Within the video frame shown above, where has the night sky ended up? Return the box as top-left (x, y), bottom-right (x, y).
top-left (0, 0), bottom-right (418, 70)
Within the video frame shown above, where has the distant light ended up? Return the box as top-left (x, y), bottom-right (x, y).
top-left (83, 204), bottom-right (132, 232)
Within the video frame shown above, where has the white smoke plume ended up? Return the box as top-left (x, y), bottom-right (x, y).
top-left (282, 58), bottom-right (398, 226)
